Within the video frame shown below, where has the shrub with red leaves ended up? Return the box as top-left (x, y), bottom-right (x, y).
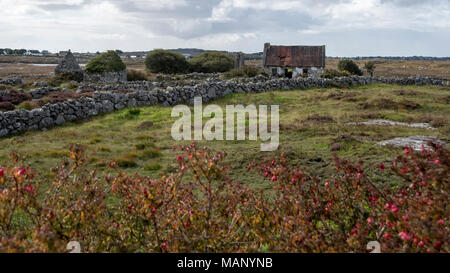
top-left (0, 143), bottom-right (448, 253)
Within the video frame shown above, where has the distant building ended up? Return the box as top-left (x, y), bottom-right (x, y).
top-left (24, 50), bottom-right (43, 56)
top-left (262, 43), bottom-right (326, 78)
top-left (182, 53), bottom-right (192, 59)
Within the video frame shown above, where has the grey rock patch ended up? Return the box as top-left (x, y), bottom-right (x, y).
top-left (0, 128), bottom-right (9, 137)
top-left (0, 77), bottom-right (22, 86)
top-left (347, 119), bottom-right (436, 130)
top-left (55, 115), bottom-right (65, 125)
top-left (378, 135), bottom-right (445, 150)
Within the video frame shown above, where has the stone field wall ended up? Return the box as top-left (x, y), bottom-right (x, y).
top-left (0, 75), bottom-right (449, 137)
top-left (83, 70), bottom-right (127, 83)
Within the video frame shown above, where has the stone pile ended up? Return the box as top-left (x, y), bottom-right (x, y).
top-left (0, 77), bottom-right (23, 86)
top-left (54, 50), bottom-right (83, 82)
top-left (29, 87), bottom-right (63, 99)
top-left (83, 70), bottom-right (127, 84)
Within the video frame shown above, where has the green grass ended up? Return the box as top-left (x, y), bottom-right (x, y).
top-left (0, 84), bottom-right (448, 189)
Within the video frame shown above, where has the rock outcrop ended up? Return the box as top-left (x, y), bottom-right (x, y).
top-left (378, 136), bottom-right (445, 151)
top-left (0, 77), bottom-right (23, 86)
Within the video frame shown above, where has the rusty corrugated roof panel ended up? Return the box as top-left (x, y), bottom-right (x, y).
top-left (264, 45), bottom-right (325, 67)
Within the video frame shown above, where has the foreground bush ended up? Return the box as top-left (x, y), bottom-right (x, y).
top-left (0, 143), bottom-right (448, 253)
top-left (338, 59), bottom-right (363, 76)
top-left (189, 52), bottom-right (234, 73)
top-left (85, 50), bottom-right (126, 74)
top-left (144, 50), bottom-right (188, 74)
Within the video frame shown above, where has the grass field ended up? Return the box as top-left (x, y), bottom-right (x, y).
top-left (0, 83), bottom-right (448, 189)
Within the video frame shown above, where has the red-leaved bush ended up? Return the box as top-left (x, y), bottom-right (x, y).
top-left (0, 143), bottom-right (448, 252)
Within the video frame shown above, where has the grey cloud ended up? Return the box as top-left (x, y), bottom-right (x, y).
top-left (37, 0), bottom-right (95, 11)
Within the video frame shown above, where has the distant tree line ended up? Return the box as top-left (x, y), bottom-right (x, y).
top-left (0, 48), bottom-right (27, 55)
top-left (0, 48), bottom-right (46, 55)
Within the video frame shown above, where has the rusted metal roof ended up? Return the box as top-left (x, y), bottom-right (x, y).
top-left (263, 45), bottom-right (325, 68)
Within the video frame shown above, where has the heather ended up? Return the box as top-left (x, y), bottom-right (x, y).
top-left (0, 142), bottom-right (447, 252)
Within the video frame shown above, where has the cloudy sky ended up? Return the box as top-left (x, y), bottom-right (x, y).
top-left (1, 0), bottom-right (449, 56)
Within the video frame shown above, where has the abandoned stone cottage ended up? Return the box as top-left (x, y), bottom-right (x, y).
top-left (262, 43), bottom-right (325, 78)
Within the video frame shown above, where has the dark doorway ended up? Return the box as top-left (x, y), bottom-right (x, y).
top-left (284, 69), bottom-right (293, 78)
top-left (303, 68), bottom-right (309, 77)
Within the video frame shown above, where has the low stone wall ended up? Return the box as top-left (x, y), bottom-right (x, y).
top-left (29, 87), bottom-right (63, 99)
top-left (0, 77), bottom-right (23, 86)
top-left (0, 76), bottom-right (448, 137)
top-left (83, 70), bottom-right (127, 83)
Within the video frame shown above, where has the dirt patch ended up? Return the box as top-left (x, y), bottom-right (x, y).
top-left (304, 114), bottom-right (335, 123)
top-left (435, 95), bottom-right (450, 104)
top-left (359, 98), bottom-right (421, 110)
top-left (415, 115), bottom-right (448, 128)
top-left (137, 121), bottom-right (154, 129)
top-left (333, 134), bottom-right (359, 143)
top-left (280, 115), bottom-right (334, 132)
top-left (351, 112), bottom-right (384, 120)
top-left (393, 89), bottom-right (422, 96)
top-left (326, 91), bottom-right (363, 102)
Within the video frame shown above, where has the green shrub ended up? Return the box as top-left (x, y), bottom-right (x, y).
top-left (127, 69), bottom-right (148, 81)
top-left (364, 61), bottom-right (376, 76)
top-left (320, 69), bottom-right (351, 79)
top-left (189, 52), bottom-right (234, 73)
top-left (144, 49), bottom-right (188, 74)
top-left (48, 73), bottom-right (78, 87)
top-left (85, 50), bottom-right (126, 73)
top-left (114, 157), bottom-right (138, 168)
top-left (337, 59), bottom-right (363, 76)
top-left (60, 82), bottom-right (79, 89)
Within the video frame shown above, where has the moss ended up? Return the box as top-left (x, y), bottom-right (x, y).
top-left (115, 157), bottom-right (138, 168)
top-left (144, 163), bottom-right (162, 171)
top-left (140, 148), bottom-right (162, 159)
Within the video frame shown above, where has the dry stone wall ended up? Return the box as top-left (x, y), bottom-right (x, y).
top-left (0, 76), bottom-right (448, 137)
top-left (83, 70), bottom-right (127, 84)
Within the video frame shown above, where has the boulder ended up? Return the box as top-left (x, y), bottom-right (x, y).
top-left (378, 136), bottom-right (445, 151)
